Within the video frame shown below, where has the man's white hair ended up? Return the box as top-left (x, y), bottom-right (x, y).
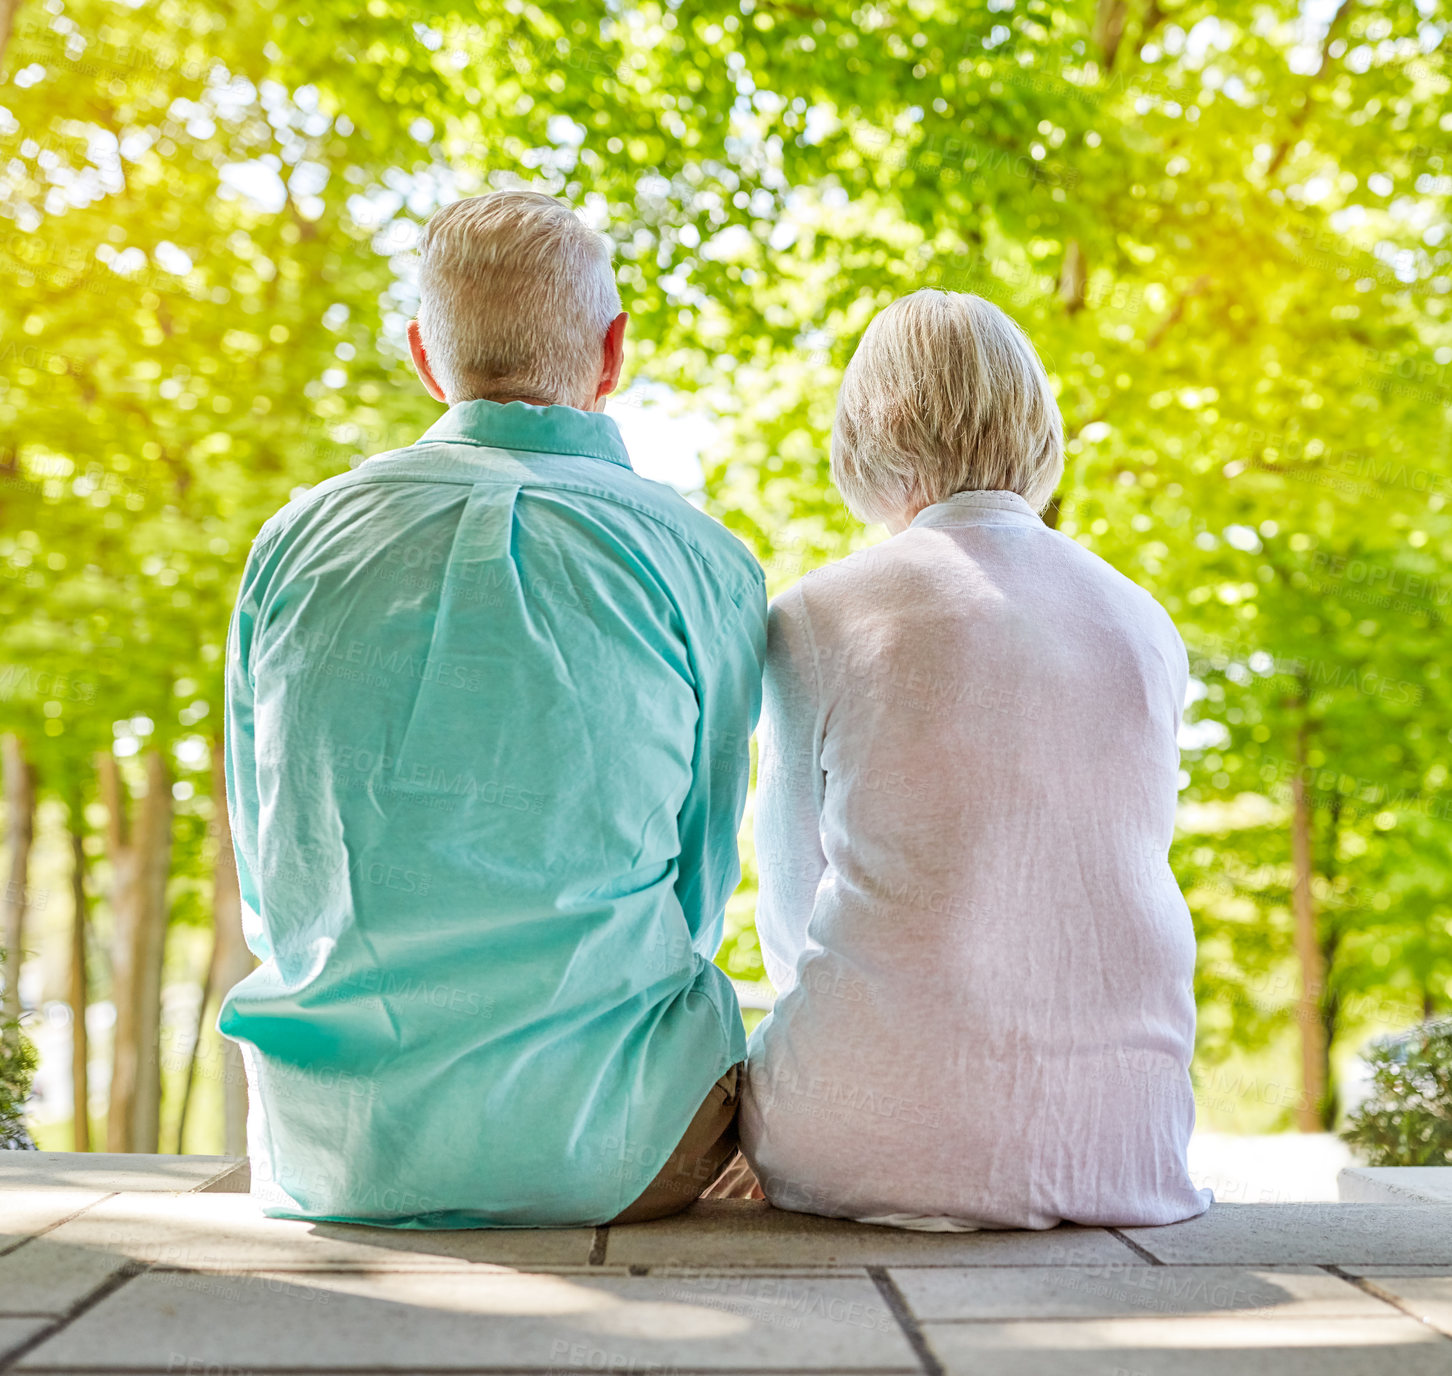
top-left (416, 190), bottom-right (621, 409)
top-left (831, 290), bottom-right (1064, 523)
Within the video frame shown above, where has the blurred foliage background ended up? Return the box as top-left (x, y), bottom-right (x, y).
top-left (0, 0), bottom-right (1448, 1153)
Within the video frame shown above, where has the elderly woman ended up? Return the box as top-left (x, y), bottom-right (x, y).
top-left (739, 290), bottom-right (1211, 1230)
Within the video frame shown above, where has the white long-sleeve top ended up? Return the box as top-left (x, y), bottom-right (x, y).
top-left (740, 489), bottom-right (1212, 1231)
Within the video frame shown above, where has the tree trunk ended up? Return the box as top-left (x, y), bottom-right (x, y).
top-left (175, 740), bottom-right (251, 1155)
top-left (1, 734), bottom-right (35, 1030)
top-left (1093, 0), bottom-right (1129, 69)
top-left (1289, 718), bottom-right (1327, 1131)
top-left (174, 941), bottom-right (215, 1154)
top-left (1265, 0), bottom-right (1356, 177)
top-left (210, 738), bottom-right (251, 1158)
top-left (101, 749), bottom-right (173, 1153)
top-left (70, 816), bottom-right (90, 1152)
top-left (1316, 796), bottom-right (1343, 1130)
top-left (1059, 239), bottom-right (1087, 314)
top-left (0, 0), bottom-right (23, 70)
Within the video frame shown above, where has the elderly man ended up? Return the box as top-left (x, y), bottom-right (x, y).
top-left (221, 190), bottom-right (766, 1227)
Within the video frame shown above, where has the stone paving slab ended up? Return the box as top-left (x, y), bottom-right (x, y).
top-left (1346, 1267), bottom-right (1452, 1276)
top-left (6, 1166), bottom-right (1452, 1373)
top-left (1120, 1204), bottom-right (1452, 1265)
top-left (195, 1159), bottom-right (251, 1194)
top-left (0, 1238), bottom-right (129, 1316)
top-left (889, 1263), bottom-right (1396, 1321)
top-left (0, 1153), bottom-right (239, 1193)
top-left (17, 1269), bottom-right (920, 1371)
top-left (1354, 1275), bottom-right (1452, 1337)
top-left (1340, 1168), bottom-right (1452, 1205)
top-left (605, 1200), bottom-right (1142, 1268)
top-left (0, 1320), bottom-right (51, 1364)
top-left (921, 1315), bottom-right (1452, 1375)
top-left (37, 1192), bottom-right (598, 1270)
top-left (0, 1190), bottom-right (110, 1246)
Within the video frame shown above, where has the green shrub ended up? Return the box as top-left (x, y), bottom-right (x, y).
top-left (0, 945), bottom-right (37, 1151)
top-left (0, 1020), bottom-right (37, 1151)
top-left (1342, 1020), bottom-right (1452, 1167)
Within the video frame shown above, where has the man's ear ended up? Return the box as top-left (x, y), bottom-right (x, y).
top-left (592, 312), bottom-right (629, 409)
top-left (407, 320), bottom-right (448, 404)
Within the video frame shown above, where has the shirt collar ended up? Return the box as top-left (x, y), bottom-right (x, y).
top-left (416, 399), bottom-right (633, 470)
top-left (910, 489), bottom-right (1043, 530)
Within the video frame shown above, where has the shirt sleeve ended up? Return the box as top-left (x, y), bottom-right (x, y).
top-left (224, 532), bottom-right (275, 964)
top-left (753, 585), bottom-right (827, 996)
top-left (674, 573), bottom-right (768, 962)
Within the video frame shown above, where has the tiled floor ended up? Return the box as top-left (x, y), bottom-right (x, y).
top-left (1, 1154), bottom-right (1450, 1374)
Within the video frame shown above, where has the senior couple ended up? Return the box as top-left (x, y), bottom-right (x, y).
top-left (220, 190), bottom-right (1210, 1231)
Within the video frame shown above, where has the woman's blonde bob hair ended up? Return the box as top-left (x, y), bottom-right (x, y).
top-left (830, 290), bottom-right (1064, 524)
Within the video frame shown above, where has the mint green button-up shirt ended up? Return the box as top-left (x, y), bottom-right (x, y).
top-left (220, 400), bottom-right (765, 1228)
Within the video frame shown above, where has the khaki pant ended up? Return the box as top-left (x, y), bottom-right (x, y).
top-left (608, 1063), bottom-right (758, 1224)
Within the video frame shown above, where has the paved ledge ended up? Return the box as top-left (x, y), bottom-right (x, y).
top-left (1341, 1167), bottom-right (1452, 1206)
top-left (0, 1152), bottom-right (248, 1195)
top-left (1, 1156), bottom-right (1451, 1374)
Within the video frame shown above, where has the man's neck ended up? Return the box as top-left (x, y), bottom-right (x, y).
top-left (473, 393), bottom-right (554, 408)
top-left (457, 392), bottom-right (605, 412)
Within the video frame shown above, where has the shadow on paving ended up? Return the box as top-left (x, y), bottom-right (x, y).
top-left (0, 1187), bottom-right (1447, 1373)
